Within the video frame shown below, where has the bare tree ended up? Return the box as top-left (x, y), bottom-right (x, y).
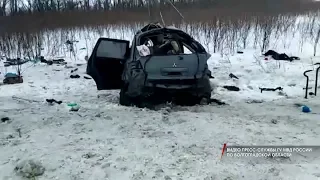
top-left (260, 17), bottom-right (275, 53)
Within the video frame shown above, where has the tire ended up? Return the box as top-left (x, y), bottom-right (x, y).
top-left (119, 84), bottom-right (132, 106)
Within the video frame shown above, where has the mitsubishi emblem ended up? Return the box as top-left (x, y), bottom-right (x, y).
top-left (172, 63), bottom-right (177, 67)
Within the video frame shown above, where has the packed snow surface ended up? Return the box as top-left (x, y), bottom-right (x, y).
top-left (0, 34), bottom-right (320, 179)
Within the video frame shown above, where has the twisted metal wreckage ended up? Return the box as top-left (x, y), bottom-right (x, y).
top-left (86, 22), bottom-right (214, 107)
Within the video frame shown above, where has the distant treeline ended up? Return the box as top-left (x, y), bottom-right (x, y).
top-left (1, 0), bottom-right (319, 16)
top-left (0, 0), bottom-right (319, 34)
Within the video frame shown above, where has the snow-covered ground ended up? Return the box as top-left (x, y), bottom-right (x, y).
top-left (1, 25), bottom-right (320, 179)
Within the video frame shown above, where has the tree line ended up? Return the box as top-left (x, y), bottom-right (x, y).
top-left (0, 0), bottom-right (319, 16)
top-left (0, 0), bottom-right (319, 34)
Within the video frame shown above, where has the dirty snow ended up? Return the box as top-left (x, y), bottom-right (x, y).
top-left (1, 28), bottom-right (320, 180)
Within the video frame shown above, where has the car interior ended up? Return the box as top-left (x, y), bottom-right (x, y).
top-left (139, 32), bottom-right (195, 56)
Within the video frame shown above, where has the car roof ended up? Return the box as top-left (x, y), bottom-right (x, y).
top-left (135, 26), bottom-right (190, 39)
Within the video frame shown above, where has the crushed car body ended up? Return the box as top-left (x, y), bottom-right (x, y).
top-left (86, 23), bottom-right (213, 107)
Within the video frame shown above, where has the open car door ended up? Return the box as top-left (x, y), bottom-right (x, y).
top-left (87, 38), bottom-right (130, 90)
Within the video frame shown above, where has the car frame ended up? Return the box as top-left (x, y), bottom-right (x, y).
top-left (86, 23), bottom-right (213, 107)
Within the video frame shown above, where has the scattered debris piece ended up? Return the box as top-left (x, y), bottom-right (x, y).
top-left (46, 99), bottom-right (62, 104)
top-left (84, 76), bottom-right (92, 79)
top-left (68, 103), bottom-right (78, 107)
top-left (40, 57), bottom-right (66, 65)
top-left (71, 68), bottom-right (78, 73)
top-left (263, 50), bottom-right (300, 61)
top-left (223, 85), bottom-right (240, 91)
top-left (237, 51), bottom-right (244, 54)
top-left (46, 60), bottom-right (53, 65)
top-left (53, 59), bottom-right (66, 65)
top-left (302, 105), bottom-right (311, 113)
top-left (40, 56), bottom-right (46, 63)
top-left (4, 58), bottom-right (29, 66)
top-left (3, 73), bottom-right (23, 84)
top-left (229, 73), bottom-right (239, 79)
top-left (14, 160), bottom-right (45, 178)
top-left (209, 98), bottom-right (227, 105)
top-left (82, 152), bottom-right (96, 159)
top-left (259, 87), bottom-right (283, 93)
top-left (66, 40), bottom-right (78, 45)
top-left (4, 62), bottom-right (10, 67)
top-left (66, 40), bottom-right (72, 45)
top-left (70, 74), bottom-right (80, 79)
top-left (271, 119), bottom-right (278, 124)
top-left (1, 117), bottom-right (10, 123)
top-left (6, 134), bottom-right (14, 139)
top-left (68, 103), bottom-right (80, 112)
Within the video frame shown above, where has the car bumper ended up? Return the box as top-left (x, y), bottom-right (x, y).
top-left (145, 79), bottom-right (199, 89)
top-left (128, 78), bottom-right (211, 97)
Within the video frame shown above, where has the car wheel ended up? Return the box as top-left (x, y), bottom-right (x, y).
top-left (119, 84), bottom-right (132, 106)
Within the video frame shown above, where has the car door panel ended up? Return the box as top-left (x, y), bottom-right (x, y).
top-left (87, 38), bottom-right (129, 90)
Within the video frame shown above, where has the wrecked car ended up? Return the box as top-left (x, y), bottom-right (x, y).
top-left (86, 23), bottom-right (213, 107)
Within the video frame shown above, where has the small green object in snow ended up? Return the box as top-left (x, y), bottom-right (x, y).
top-left (67, 103), bottom-right (78, 107)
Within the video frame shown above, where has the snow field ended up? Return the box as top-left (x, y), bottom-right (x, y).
top-left (0, 23), bottom-right (320, 179)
